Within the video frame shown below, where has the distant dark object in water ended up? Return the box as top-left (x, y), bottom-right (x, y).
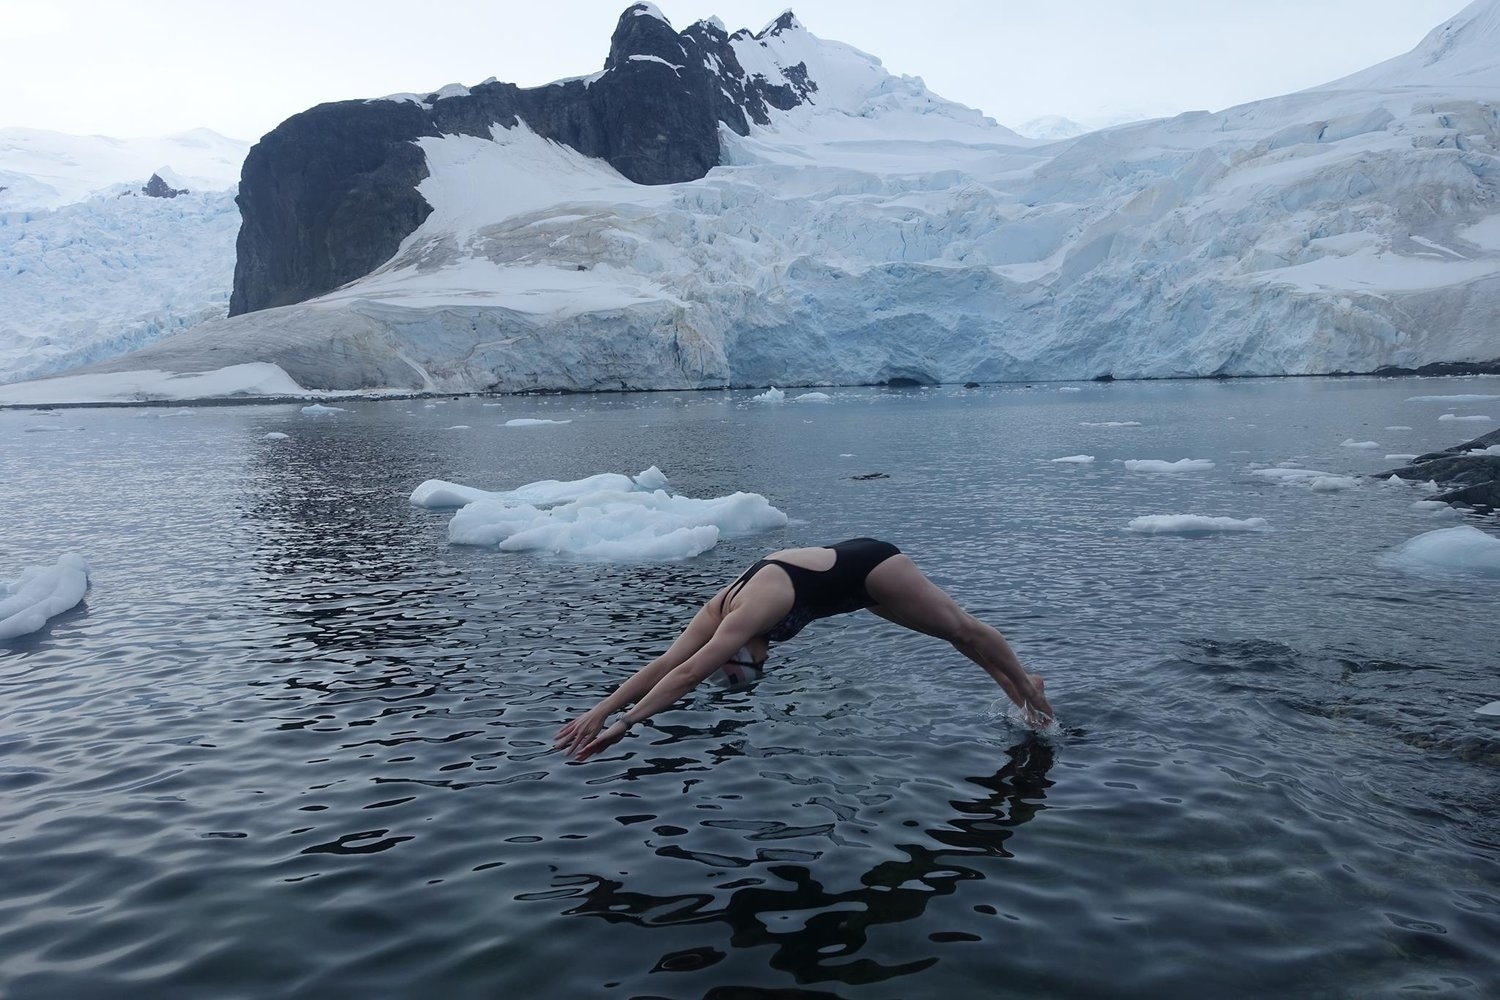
top-left (963, 382), bottom-right (980, 389)
top-left (850, 472), bottom-right (890, 480)
top-left (1380, 427), bottom-right (1500, 511)
top-left (1093, 373), bottom-right (1115, 382)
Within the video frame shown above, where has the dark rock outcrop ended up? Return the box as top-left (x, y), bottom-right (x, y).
top-left (229, 5), bottom-right (817, 316)
top-left (1381, 427), bottom-right (1500, 510)
top-left (142, 173), bottom-right (187, 198)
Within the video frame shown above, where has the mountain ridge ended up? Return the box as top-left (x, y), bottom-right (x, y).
top-left (3, 3), bottom-right (1499, 404)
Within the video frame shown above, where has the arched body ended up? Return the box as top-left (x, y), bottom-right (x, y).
top-left (555, 538), bottom-right (1052, 760)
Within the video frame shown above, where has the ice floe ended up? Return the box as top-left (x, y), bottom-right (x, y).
top-left (302, 404), bottom-right (346, 416)
top-left (410, 466), bottom-right (671, 510)
top-left (416, 466), bottom-right (786, 560)
top-left (1, 554), bottom-right (90, 641)
top-left (1126, 515), bottom-right (1270, 535)
top-left (1381, 525), bottom-right (1500, 579)
top-left (1080, 421), bottom-right (1141, 428)
top-left (793, 392), bottom-right (832, 403)
top-left (1124, 458), bottom-right (1214, 473)
top-left (505, 418), bottom-right (571, 426)
top-left (1438, 413), bottom-right (1492, 422)
top-left (1050, 455), bottom-right (1095, 464)
top-left (751, 387), bottom-right (786, 403)
top-left (1340, 439), bottom-right (1380, 448)
top-left (1248, 467), bottom-right (1357, 490)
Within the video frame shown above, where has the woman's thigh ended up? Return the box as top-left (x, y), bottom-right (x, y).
top-left (864, 555), bottom-right (969, 640)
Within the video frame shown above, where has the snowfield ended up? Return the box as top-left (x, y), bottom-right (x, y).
top-left (4, 4), bottom-right (1500, 404)
top-left (0, 128), bottom-right (249, 385)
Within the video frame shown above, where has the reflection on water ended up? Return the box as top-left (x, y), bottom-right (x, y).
top-left (1, 379), bottom-right (1498, 998)
top-left (555, 737), bottom-right (1054, 989)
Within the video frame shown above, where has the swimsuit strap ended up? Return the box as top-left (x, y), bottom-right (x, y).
top-left (718, 555), bottom-right (821, 613)
top-left (719, 559), bottom-right (772, 613)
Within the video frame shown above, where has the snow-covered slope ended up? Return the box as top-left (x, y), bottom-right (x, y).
top-left (0, 128), bottom-right (248, 385)
top-left (0, 128), bottom-right (245, 211)
top-left (5, 3), bottom-right (1500, 404)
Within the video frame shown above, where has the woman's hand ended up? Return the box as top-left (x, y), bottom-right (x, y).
top-left (1021, 674), bottom-right (1054, 728)
top-left (554, 706), bottom-right (611, 757)
top-left (571, 719), bottom-right (632, 761)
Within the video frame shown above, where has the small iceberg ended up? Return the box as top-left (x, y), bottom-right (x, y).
top-left (410, 466), bottom-right (670, 510)
top-left (504, 418), bottom-right (571, 426)
top-left (413, 466), bottom-right (786, 561)
top-left (751, 387), bottom-right (786, 403)
top-left (1, 554), bottom-right (90, 641)
top-left (1381, 525), bottom-right (1500, 579)
top-left (1051, 455), bottom-right (1095, 464)
top-left (793, 392), bottom-right (832, 403)
top-left (301, 404), bottom-right (345, 416)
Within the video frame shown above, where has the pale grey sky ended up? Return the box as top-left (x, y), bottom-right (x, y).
top-left (1, 0), bottom-right (1475, 140)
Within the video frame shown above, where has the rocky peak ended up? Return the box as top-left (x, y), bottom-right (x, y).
top-left (141, 173), bottom-right (187, 198)
top-left (604, 3), bottom-right (690, 72)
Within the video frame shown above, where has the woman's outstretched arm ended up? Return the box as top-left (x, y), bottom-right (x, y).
top-left (560, 609), bottom-right (765, 761)
top-left (553, 594), bottom-right (726, 757)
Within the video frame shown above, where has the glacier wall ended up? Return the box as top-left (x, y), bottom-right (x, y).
top-left (5, 3), bottom-right (1500, 402)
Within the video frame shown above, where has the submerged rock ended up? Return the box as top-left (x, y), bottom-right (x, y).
top-left (1381, 427), bottom-right (1500, 511)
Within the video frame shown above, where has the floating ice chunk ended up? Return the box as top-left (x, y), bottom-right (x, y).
top-left (1382, 525), bottom-right (1500, 579)
top-left (154, 409), bottom-right (195, 419)
top-left (1386, 426), bottom-right (1413, 431)
top-left (481, 403), bottom-right (505, 407)
top-left (0, 554), bottom-right (90, 641)
top-left (264, 432), bottom-right (289, 440)
top-left (411, 466), bottom-right (667, 509)
top-left (793, 392), bottom-right (832, 403)
top-left (1406, 394), bottom-right (1500, 403)
top-left (1438, 413), bottom-right (1492, 422)
top-left (1058, 386), bottom-right (1082, 392)
top-left (1466, 445), bottom-right (1500, 457)
top-left (1341, 439), bottom-right (1380, 449)
top-left (505, 418), bottom-right (571, 426)
top-left (1385, 454), bottom-right (1417, 461)
top-left (446, 425), bottom-right (471, 430)
top-left (1051, 455), bottom-right (1095, 464)
top-left (1126, 515), bottom-right (1270, 535)
top-left (751, 387), bottom-right (786, 403)
top-left (1250, 467), bottom-right (1338, 483)
top-left (1477, 702), bottom-right (1500, 718)
top-left (302, 404), bottom-right (345, 416)
top-left (1384, 475), bottom-right (1407, 485)
top-left (23, 424), bottom-right (67, 433)
top-left (449, 488), bottom-right (787, 560)
top-left (1080, 421), bottom-right (1141, 427)
top-left (1310, 476), bottom-right (1360, 492)
top-left (1124, 459), bottom-right (1214, 473)
top-left (1411, 500), bottom-right (1455, 513)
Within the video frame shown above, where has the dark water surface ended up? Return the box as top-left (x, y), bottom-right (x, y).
top-left (2, 378), bottom-right (1498, 999)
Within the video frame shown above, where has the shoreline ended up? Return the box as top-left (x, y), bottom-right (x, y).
top-left (3, 360), bottom-right (1499, 412)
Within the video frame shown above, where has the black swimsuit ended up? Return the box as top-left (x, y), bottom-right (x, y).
top-left (721, 538), bottom-right (901, 642)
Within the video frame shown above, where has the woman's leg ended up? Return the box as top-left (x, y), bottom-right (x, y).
top-left (864, 555), bottom-right (1052, 721)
